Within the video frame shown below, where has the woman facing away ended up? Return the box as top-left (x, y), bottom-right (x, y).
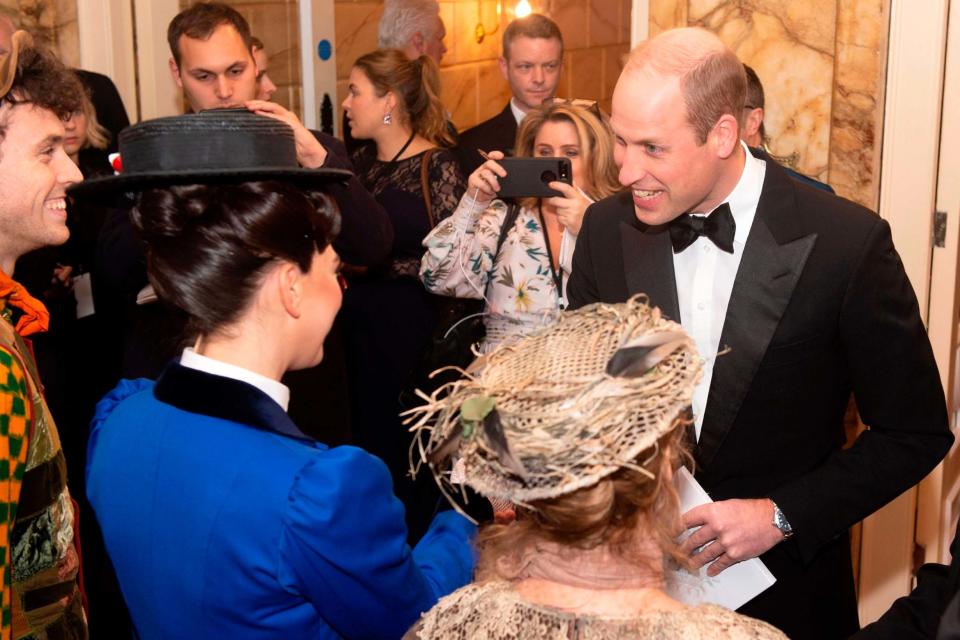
top-left (419, 100), bottom-right (621, 351)
top-left (404, 297), bottom-right (787, 639)
top-left (340, 48), bottom-right (466, 541)
top-left (75, 110), bottom-right (476, 640)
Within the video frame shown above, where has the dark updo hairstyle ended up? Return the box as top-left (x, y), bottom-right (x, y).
top-left (352, 48), bottom-right (453, 147)
top-left (131, 180), bottom-right (340, 338)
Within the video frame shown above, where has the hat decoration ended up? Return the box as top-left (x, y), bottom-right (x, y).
top-left (405, 296), bottom-right (703, 514)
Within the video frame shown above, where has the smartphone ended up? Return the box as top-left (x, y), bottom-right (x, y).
top-left (496, 157), bottom-right (572, 199)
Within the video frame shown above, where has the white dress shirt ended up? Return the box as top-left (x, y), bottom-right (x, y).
top-left (510, 98), bottom-right (527, 125)
top-left (673, 143), bottom-right (766, 439)
top-left (180, 347), bottom-right (291, 411)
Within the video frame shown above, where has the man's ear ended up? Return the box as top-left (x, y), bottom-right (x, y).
top-left (169, 57), bottom-right (183, 89)
top-left (498, 56), bottom-right (508, 80)
top-left (743, 107), bottom-right (764, 143)
top-left (411, 31), bottom-right (425, 55)
top-left (710, 113), bottom-right (741, 159)
top-left (276, 261), bottom-right (304, 320)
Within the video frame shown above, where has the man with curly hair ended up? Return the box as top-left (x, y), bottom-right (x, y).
top-left (0, 30), bottom-right (88, 640)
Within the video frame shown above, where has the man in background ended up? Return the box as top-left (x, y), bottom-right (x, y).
top-left (456, 13), bottom-right (563, 175)
top-left (741, 63), bottom-right (833, 193)
top-left (251, 35), bottom-right (277, 101)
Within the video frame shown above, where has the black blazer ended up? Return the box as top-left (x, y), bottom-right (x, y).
top-left (455, 102), bottom-right (518, 176)
top-left (567, 158), bottom-right (953, 639)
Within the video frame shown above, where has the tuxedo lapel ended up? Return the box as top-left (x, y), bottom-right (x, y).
top-left (620, 220), bottom-right (680, 321)
top-left (695, 165), bottom-right (818, 469)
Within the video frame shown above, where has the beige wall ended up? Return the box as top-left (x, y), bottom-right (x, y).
top-left (335, 0), bottom-right (633, 133)
top-left (649, 0), bottom-right (890, 210)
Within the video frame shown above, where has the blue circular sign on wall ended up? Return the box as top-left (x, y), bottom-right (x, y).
top-left (317, 40), bottom-right (332, 61)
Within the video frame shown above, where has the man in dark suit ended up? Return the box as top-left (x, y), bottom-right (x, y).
top-left (567, 27), bottom-right (952, 639)
top-left (455, 14), bottom-right (563, 176)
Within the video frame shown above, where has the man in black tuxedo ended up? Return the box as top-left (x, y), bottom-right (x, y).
top-left (455, 14), bottom-right (563, 176)
top-left (567, 27), bottom-right (952, 639)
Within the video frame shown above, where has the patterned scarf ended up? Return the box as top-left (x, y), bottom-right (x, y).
top-left (0, 269), bottom-right (49, 337)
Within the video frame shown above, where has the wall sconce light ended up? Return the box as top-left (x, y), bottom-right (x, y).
top-left (515, 0), bottom-right (532, 18)
top-left (475, 0), bottom-right (503, 43)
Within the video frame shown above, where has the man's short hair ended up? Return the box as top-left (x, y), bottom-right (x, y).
top-left (167, 2), bottom-right (253, 66)
top-left (0, 44), bottom-right (83, 141)
top-left (625, 27), bottom-right (745, 145)
top-left (502, 14), bottom-right (563, 60)
top-left (743, 64), bottom-right (764, 110)
top-left (377, 0), bottom-right (440, 49)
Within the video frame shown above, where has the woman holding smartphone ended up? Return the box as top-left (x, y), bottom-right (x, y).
top-left (420, 100), bottom-right (620, 351)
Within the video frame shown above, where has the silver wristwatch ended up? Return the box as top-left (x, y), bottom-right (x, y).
top-left (772, 501), bottom-right (794, 539)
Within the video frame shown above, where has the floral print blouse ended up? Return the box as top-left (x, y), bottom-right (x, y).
top-left (420, 194), bottom-right (578, 351)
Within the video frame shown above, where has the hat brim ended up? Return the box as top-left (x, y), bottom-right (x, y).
top-left (67, 167), bottom-right (353, 208)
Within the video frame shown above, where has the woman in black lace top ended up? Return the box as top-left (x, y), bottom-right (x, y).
top-left (341, 49), bottom-right (465, 541)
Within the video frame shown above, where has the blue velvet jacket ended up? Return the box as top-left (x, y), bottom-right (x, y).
top-left (86, 363), bottom-right (476, 639)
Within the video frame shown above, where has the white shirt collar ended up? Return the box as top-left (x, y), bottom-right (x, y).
top-left (697, 141), bottom-right (766, 246)
top-left (510, 98), bottom-right (527, 125)
top-left (179, 347), bottom-right (290, 411)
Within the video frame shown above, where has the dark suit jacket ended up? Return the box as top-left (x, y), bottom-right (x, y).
top-left (310, 130), bottom-right (394, 267)
top-left (567, 158), bottom-right (953, 639)
top-left (455, 102), bottom-right (518, 177)
top-left (853, 519), bottom-right (960, 639)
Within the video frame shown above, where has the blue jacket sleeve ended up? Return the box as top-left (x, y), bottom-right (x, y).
top-left (277, 445), bottom-right (475, 639)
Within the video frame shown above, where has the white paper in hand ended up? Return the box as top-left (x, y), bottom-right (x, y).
top-left (665, 467), bottom-right (777, 610)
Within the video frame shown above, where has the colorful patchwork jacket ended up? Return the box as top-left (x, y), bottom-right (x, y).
top-left (0, 285), bottom-right (86, 640)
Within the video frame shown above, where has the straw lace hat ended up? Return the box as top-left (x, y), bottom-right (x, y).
top-left (405, 296), bottom-right (703, 507)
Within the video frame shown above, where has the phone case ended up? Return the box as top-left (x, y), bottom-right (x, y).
top-left (496, 157), bottom-right (573, 198)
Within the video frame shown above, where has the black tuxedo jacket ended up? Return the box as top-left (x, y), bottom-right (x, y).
top-left (455, 102), bottom-right (518, 176)
top-left (567, 158), bottom-right (953, 639)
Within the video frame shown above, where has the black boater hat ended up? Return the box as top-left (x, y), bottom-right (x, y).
top-left (67, 109), bottom-right (351, 205)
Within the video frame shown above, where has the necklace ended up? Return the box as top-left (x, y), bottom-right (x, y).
top-left (388, 131), bottom-right (416, 163)
top-left (537, 202), bottom-right (564, 300)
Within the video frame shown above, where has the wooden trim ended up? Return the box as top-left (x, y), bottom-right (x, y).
top-left (859, 0), bottom-right (950, 625)
top-left (77, 0), bottom-right (137, 122)
top-left (630, 0), bottom-right (649, 47)
top-left (132, 0), bottom-right (182, 120)
top-left (299, 0), bottom-right (338, 133)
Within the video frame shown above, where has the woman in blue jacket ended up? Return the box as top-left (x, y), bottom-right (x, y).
top-left (77, 110), bottom-right (476, 639)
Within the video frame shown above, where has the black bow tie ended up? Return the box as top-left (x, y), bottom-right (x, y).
top-left (668, 203), bottom-right (736, 254)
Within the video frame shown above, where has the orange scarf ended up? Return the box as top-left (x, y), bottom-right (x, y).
top-left (0, 269), bottom-right (49, 337)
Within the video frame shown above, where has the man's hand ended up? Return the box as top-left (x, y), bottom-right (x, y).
top-left (680, 498), bottom-right (785, 577)
top-left (245, 100), bottom-right (328, 168)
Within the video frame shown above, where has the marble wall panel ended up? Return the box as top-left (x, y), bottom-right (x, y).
top-left (451, 0), bottom-right (504, 64)
top-left (649, 0), bottom-right (686, 36)
top-left (588, 0), bottom-right (620, 47)
top-left (477, 59), bottom-right (513, 122)
top-left (335, 1), bottom-right (381, 77)
top-left (568, 46), bottom-right (604, 102)
top-left (0, 0), bottom-right (79, 68)
top-left (440, 63), bottom-right (479, 128)
top-left (550, 0), bottom-right (588, 50)
top-left (829, 0), bottom-right (888, 210)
